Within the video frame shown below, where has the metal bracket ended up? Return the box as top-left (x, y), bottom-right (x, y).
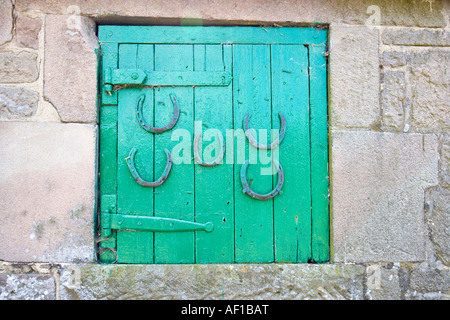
top-left (102, 213), bottom-right (214, 233)
top-left (104, 68), bottom-right (147, 94)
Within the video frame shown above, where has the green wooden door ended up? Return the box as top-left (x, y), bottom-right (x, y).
top-left (98, 26), bottom-right (329, 264)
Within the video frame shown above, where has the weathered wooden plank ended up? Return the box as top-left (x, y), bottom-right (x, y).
top-left (99, 26), bottom-right (327, 45)
top-left (309, 43), bottom-right (330, 263)
top-left (153, 44), bottom-right (195, 263)
top-left (272, 45), bottom-right (312, 263)
top-left (194, 44), bottom-right (234, 263)
top-left (98, 105), bottom-right (118, 263)
top-left (116, 44), bottom-right (154, 263)
top-left (233, 44), bottom-right (274, 263)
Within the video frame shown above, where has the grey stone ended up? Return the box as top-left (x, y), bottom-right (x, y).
top-left (0, 122), bottom-right (97, 263)
top-left (426, 187), bottom-right (450, 265)
top-left (44, 15), bottom-right (99, 123)
top-left (329, 25), bottom-right (380, 129)
top-left (0, 51), bottom-right (39, 83)
top-left (408, 50), bottom-right (450, 133)
top-left (382, 28), bottom-right (450, 46)
top-left (14, 0), bottom-right (447, 27)
top-left (59, 264), bottom-right (365, 300)
top-left (366, 264), bottom-right (402, 300)
top-left (406, 263), bottom-right (450, 300)
top-left (0, 0), bottom-right (13, 46)
top-left (0, 274), bottom-right (55, 300)
top-left (15, 15), bottom-right (43, 50)
top-left (382, 51), bottom-right (407, 68)
top-left (440, 134), bottom-right (450, 187)
top-left (381, 71), bottom-right (407, 131)
top-left (331, 131), bottom-right (439, 263)
top-left (0, 86), bottom-right (39, 119)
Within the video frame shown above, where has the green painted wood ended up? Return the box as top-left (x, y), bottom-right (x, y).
top-left (153, 44), bottom-right (195, 263)
top-left (116, 44), bottom-right (155, 263)
top-left (98, 26), bottom-right (329, 264)
top-left (99, 26), bottom-right (327, 45)
top-left (272, 45), bottom-right (312, 263)
top-left (98, 106), bottom-right (117, 263)
top-left (309, 44), bottom-right (330, 263)
top-left (233, 45), bottom-right (274, 263)
top-left (194, 44), bottom-right (234, 263)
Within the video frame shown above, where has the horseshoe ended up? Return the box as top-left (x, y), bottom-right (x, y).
top-left (126, 147), bottom-right (172, 187)
top-left (240, 160), bottom-right (284, 201)
top-left (136, 93), bottom-right (180, 134)
top-left (193, 133), bottom-right (225, 167)
top-left (243, 112), bottom-right (286, 150)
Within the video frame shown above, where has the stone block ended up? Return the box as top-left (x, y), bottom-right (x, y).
top-left (14, 0), bottom-right (447, 27)
top-left (0, 85), bottom-right (39, 119)
top-left (44, 15), bottom-right (99, 123)
top-left (408, 50), bottom-right (450, 133)
top-left (59, 264), bottom-right (365, 300)
top-left (329, 25), bottom-right (380, 129)
top-left (382, 51), bottom-right (407, 68)
top-left (0, 122), bottom-right (97, 263)
top-left (440, 134), bottom-right (450, 187)
top-left (331, 131), bottom-right (439, 263)
top-left (382, 28), bottom-right (450, 46)
top-left (366, 264), bottom-right (402, 300)
top-left (0, 51), bottom-right (39, 83)
top-left (0, 274), bottom-right (55, 300)
top-left (381, 71), bottom-right (407, 131)
top-left (426, 187), bottom-right (450, 265)
top-left (406, 263), bottom-right (450, 300)
top-left (15, 15), bottom-right (43, 50)
top-left (0, 0), bottom-right (13, 46)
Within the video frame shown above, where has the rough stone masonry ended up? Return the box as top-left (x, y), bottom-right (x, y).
top-left (0, 0), bottom-right (449, 300)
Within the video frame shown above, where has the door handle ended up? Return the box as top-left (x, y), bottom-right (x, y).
top-left (136, 93), bottom-right (180, 134)
top-left (126, 147), bottom-right (172, 187)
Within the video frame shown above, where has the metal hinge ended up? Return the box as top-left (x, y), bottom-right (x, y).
top-left (100, 196), bottom-right (214, 235)
top-left (103, 67), bottom-right (232, 94)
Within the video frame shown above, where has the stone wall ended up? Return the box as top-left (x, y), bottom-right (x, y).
top-left (0, 0), bottom-right (449, 300)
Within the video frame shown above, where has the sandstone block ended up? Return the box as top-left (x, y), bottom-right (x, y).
top-left (381, 71), bottom-right (407, 131)
top-left (0, 51), bottom-right (39, 83)
top-left (0, 0), bottom-right (13, 46)
top-left (382, 51), bottom-right (407, 68)
top-left (44, 15), bottom-right (99, 123)
top-left (0, 122), bottom-right (97, 263)
top-left (408, 50), bottom-right (450, 133)
top-left (0, 274), bottom-right (55, 300)
top-left (15, 15), bottom-right (43, 50)
top-left (382, 28), bottom-right (450, 46)
top-left (329, 25), bottom-right (380, 129)
top-left (14, 0), bottom-right (447, 27)
top-left (59, 264), bottom-right (365, 300)
top-left (0, 85), bottom-right (39, 119)
top-left (331, 131), bottom-right (438, 263)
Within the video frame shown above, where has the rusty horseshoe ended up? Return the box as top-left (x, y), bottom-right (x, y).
top-left (126, 147), bottom-right (172, 187)
top-left (243, 112), bottom-right (286, 150)
top-left (193, 133), bottom-right (225, 167)
top-left (136, 93), bottom-right (180, 134)
top-left (240, 160), bottom-right (284, 201)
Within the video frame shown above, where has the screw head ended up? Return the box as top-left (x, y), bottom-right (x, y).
top-left (131, 72), bottom-right (139, 80)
